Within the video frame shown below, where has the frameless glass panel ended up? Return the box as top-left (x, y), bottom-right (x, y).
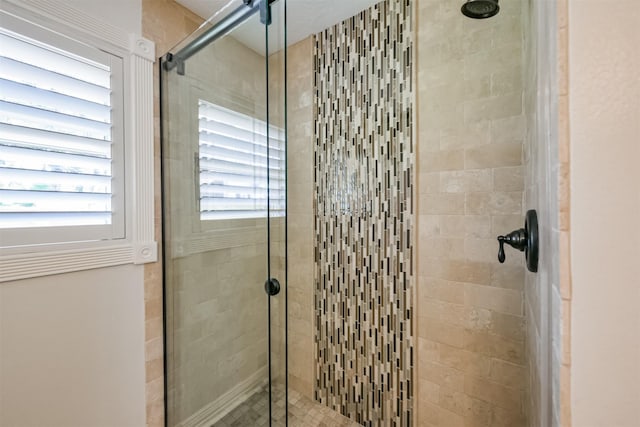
top-left (265, 1), bottom-right (287, 426)
top-left (161, 1), bottom-right (287, 425)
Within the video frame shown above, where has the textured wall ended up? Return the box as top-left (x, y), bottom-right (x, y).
top-left (313, 0), bottom-right (415, 425)
top-left (569, 0), bottom-right (640, 425)
top-left (415, 0), bottom-right (528, 425)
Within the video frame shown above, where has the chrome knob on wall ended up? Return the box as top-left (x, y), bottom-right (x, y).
top-left (497, 210), bottom-right (539, 273)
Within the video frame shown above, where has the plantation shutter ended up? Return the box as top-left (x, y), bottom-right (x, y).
top-left (0, 25), bottom-right (121, 230)
top-left (198, 100), bottom-right (285, 220)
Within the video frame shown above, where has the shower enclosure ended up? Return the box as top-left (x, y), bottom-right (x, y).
top-left (160, 0), bottom-right (533, 425)
top-left (160, 1), bottom-right (288, 425)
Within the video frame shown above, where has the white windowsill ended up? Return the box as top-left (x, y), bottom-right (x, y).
top-left (0, 242), bottom-right (158, 282)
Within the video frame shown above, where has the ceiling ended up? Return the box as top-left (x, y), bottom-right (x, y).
top-left (174, 0), bottom-right (381, 56)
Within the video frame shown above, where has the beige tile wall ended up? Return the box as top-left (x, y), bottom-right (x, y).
top-left (416, 1), bottom-right (528, 425)
top-left (284, 37), bottom-right (316, 399)
top-left (267, 39), bottom-right (289, 393)
top-left (142, 2), bottom-right (204, 426)
top-left (286, 1), bottom-right (531, 424)
top-left (522, 0), bottom-right (571, 425)
top-left (522, 0), bottom-right (559, 423)
top-left (166, 243), bottom-right (269, 422)
top-left (141, 2), bottom-right (555, 426)
top-left (556, 0), bottom-right (571, 424)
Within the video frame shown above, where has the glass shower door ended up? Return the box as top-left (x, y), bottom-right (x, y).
top-left (265, 1), bottom-right (288, 425)
top-left (161, 1), bottom-right (287, 425)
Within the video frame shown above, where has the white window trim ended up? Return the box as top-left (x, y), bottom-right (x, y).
top-left (0, 0), bottom-right (157, 282)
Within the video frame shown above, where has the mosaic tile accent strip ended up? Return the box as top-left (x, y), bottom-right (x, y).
top-left (313, 0), bottom-right (415, 425)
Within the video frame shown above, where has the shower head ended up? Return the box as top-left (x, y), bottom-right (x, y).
top-left (461, 0), bottom-right (500, 19)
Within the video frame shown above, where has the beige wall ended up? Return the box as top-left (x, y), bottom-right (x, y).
top-left (416, 1), bottom-right (528, 425)
top-left (283, 36), bottom-right (315, 399)
top-left (268, 38), bottom-right (288, 392)
top-left (522, 0), bottom-right (563, 425)
top-left (522, 0), bottom-right (572, 425)
top-left (166, 242), bottom-right (269, 422)
top-left (569, 0), bottom-right (640, 425)
top-left (556, 0), bottom-right (571, 421)
top-left (142, 1), bottom-right (204, 425)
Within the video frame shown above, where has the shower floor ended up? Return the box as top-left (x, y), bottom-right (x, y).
top-left (211, 384), bottom-right (360, 427)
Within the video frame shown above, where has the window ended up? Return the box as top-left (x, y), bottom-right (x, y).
top-left (0, 20), bottom-right (125, 247)
top-left (198, 100), bottom-right (285, 220)
top-left (0, 0), bottom-right (156, 282)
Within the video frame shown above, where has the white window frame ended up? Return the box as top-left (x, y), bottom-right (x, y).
top-left (0, 0), bottom-right (157, 282)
